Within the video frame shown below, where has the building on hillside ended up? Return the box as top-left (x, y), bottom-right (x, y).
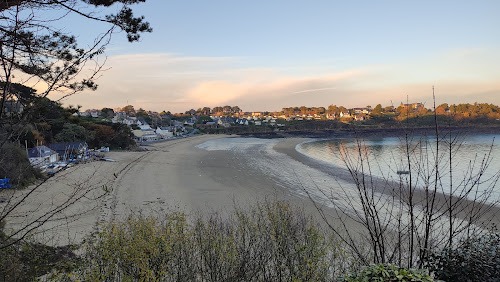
top-left (172, 120), bottom-right (184, 127)
top-left (27, 146), bottom-right (59, 167)
top-left (235, 118), bottom-right (249, 125)
top-left (133, 130), bottom-right (159, 142)
top-left (89, 110), bottom-right (100, 118)
top-left (401, 102), bottom-right (425, 110)
top-left (340, 112), bottom-right (351, 118)
top-left (139, 123), bottom-right (153, 131)
top-left (354, 115), bottom-right (366, 121)
top-left (184, 118), bottom-right (196, 126)
top-left (326, 113), bottom-right (336, 120)
top-left (77, 111), bottom-right (90, 117)
top-left (217, 117), bottom-right (234, 128)
top-left (156, 128), bottom-right (174, 139)
top-left (353, 108), bottom-right (371, 114)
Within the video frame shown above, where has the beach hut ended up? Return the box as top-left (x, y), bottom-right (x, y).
top-left (48, 142), bottom-right (88, 161)
top-left (27, 146), bottom-right (59, 167)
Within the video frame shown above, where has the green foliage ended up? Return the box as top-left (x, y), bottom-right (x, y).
top-left (196, 115), bottom-right (213, 124)
top-left (425, 230), bottom-right (500, 282)
top-left (63, 201), bottom-right (350, 281)
top-left (0, 142), bottom-right (41, 186)
top-left (100, 107), bottom-right (114, 118)
top-left (0, 235), bottom-right (79, 281)
top-left (55, 123), bottom-right (91, 142)
top-left (342, 264), bottom-right (434, 282)
top-left (370, 104), bottom-right (383, 116)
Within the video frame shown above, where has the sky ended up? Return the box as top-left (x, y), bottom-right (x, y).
top-left (50, 0), bottom-right (500, 112)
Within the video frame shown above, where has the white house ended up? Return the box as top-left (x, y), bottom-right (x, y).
top-left (139, 123), bottom-right (152, 130)
top-left (156, 128), bottom-right (174, 139)
top-left (27, 146), bottom-right (59, 167)
top-left (340, 112), bottom-right (351, 118)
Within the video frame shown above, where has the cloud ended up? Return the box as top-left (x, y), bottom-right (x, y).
top-left (59, 51), bottom-right (500, 112)
top-left (292, 87), bottom-right (338, 94)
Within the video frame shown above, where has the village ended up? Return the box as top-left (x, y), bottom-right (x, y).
top-left (4, 100), bottom-right (499, 178)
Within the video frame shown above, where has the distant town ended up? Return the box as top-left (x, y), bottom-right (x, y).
top-left (59, 102), bottom-right (498, 141)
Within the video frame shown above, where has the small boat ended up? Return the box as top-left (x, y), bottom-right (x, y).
top-left (397, 170), bottom-right (410, 175)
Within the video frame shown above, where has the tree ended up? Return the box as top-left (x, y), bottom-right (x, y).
top-left (101, 107), bottom-right (115, 118)
top-left (1, 1), bottom-right (151, 117)
top-left (222, 105), bottom-right (231, 113)
top-left (370, 104), bottom-right (383, 116)
top-left (0, 0), bottom-right (150, 262)
top-left (231, 105), bottom-right (241, 113)
top-left (212, 106), bottom-right (223, 114)
top-left (120, 105), bottom-right (136, 116)
top-left (327, 105), bottom-right (339, 114)
top-left (201, 107), bottom-right (211, 116)
top-left (54, 123), bottom-right (91, 142)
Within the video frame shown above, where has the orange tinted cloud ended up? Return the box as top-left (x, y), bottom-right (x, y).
top-left (60, 52), bottom-right (500, 112)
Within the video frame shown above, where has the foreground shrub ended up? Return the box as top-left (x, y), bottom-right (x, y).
top-left (342, 263), bottom-right (434, 282)
top-left (63, 201), bottom-right (351, 281)
top-left (425, 230), bottom-right (500, 282)
top-left (0, 232), bottom-right (78, 281)
top-left (0, 142), bottom-right (41, 186)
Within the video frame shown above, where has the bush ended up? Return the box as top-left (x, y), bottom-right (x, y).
top-left (0, 142), bottom-right (41, 186)
top-left (0, 236), bottom-right (78, 281)
top-left (342, 264), bottom-right (434, 281)
top-left (60, 201), bottom-right (351, 281)
top-left (425, 230), bottom-right (500, 282)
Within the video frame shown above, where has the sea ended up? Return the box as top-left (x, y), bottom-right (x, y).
top-left (296, 133), bottom-right (500, 201)
top-left (196, 133), bottom-right (500, 207)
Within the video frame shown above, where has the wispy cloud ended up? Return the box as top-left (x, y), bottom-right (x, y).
top-left (60, 51), bottom-right (500, 112)
top-left (293, 87), bottom-right (338, 94)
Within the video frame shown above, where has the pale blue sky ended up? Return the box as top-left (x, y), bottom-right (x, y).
top-left (55, 0), bottom-right (500, 112)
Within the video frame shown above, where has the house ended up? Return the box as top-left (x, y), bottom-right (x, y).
top-left (89, 110), bottom-right (100, 118)
top-left (235, 118), bottom-right (249, 125)
top-left (133, 130), bottom-right (159, 141)
top-left (27, 146), bottom-right (59, 166)
top-left (112, 111), bottom-right (128, 123)
top-left (78, 111), bottom-right (90, 117)
top-left (139, 123), bottom-right (153, 131)
top-left (326, 113), bottom-right (336, 120)
top-left (184, 118), bottom-right (196, 126)
top-left (340, 112), bottom-right (351, 118)
top-left (353, 108), bottom-right (371, 114)
top-left (156, 127), bottom-right (174, 139)
top-left (401, 102), bottom-right (424, 110)
top-left (172, 120), bottom-right (184, 127)
top-left (217, 117), bottom-right (234, 128)
top-left (48, 142), bottom-right (89, 161)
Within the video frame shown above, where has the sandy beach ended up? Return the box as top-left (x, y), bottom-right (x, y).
top-left (1, 134), bottom-right (351, 246)
top-left (3, 133), bottom-right (497, 247)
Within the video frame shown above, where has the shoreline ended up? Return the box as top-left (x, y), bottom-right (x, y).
top-left (274, 136), bottom-right (500, 229)
top-left (238, 125), bottom-right (500, 139)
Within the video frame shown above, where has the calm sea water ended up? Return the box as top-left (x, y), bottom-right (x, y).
top-left (296, 133), bottom-right (500, 200)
